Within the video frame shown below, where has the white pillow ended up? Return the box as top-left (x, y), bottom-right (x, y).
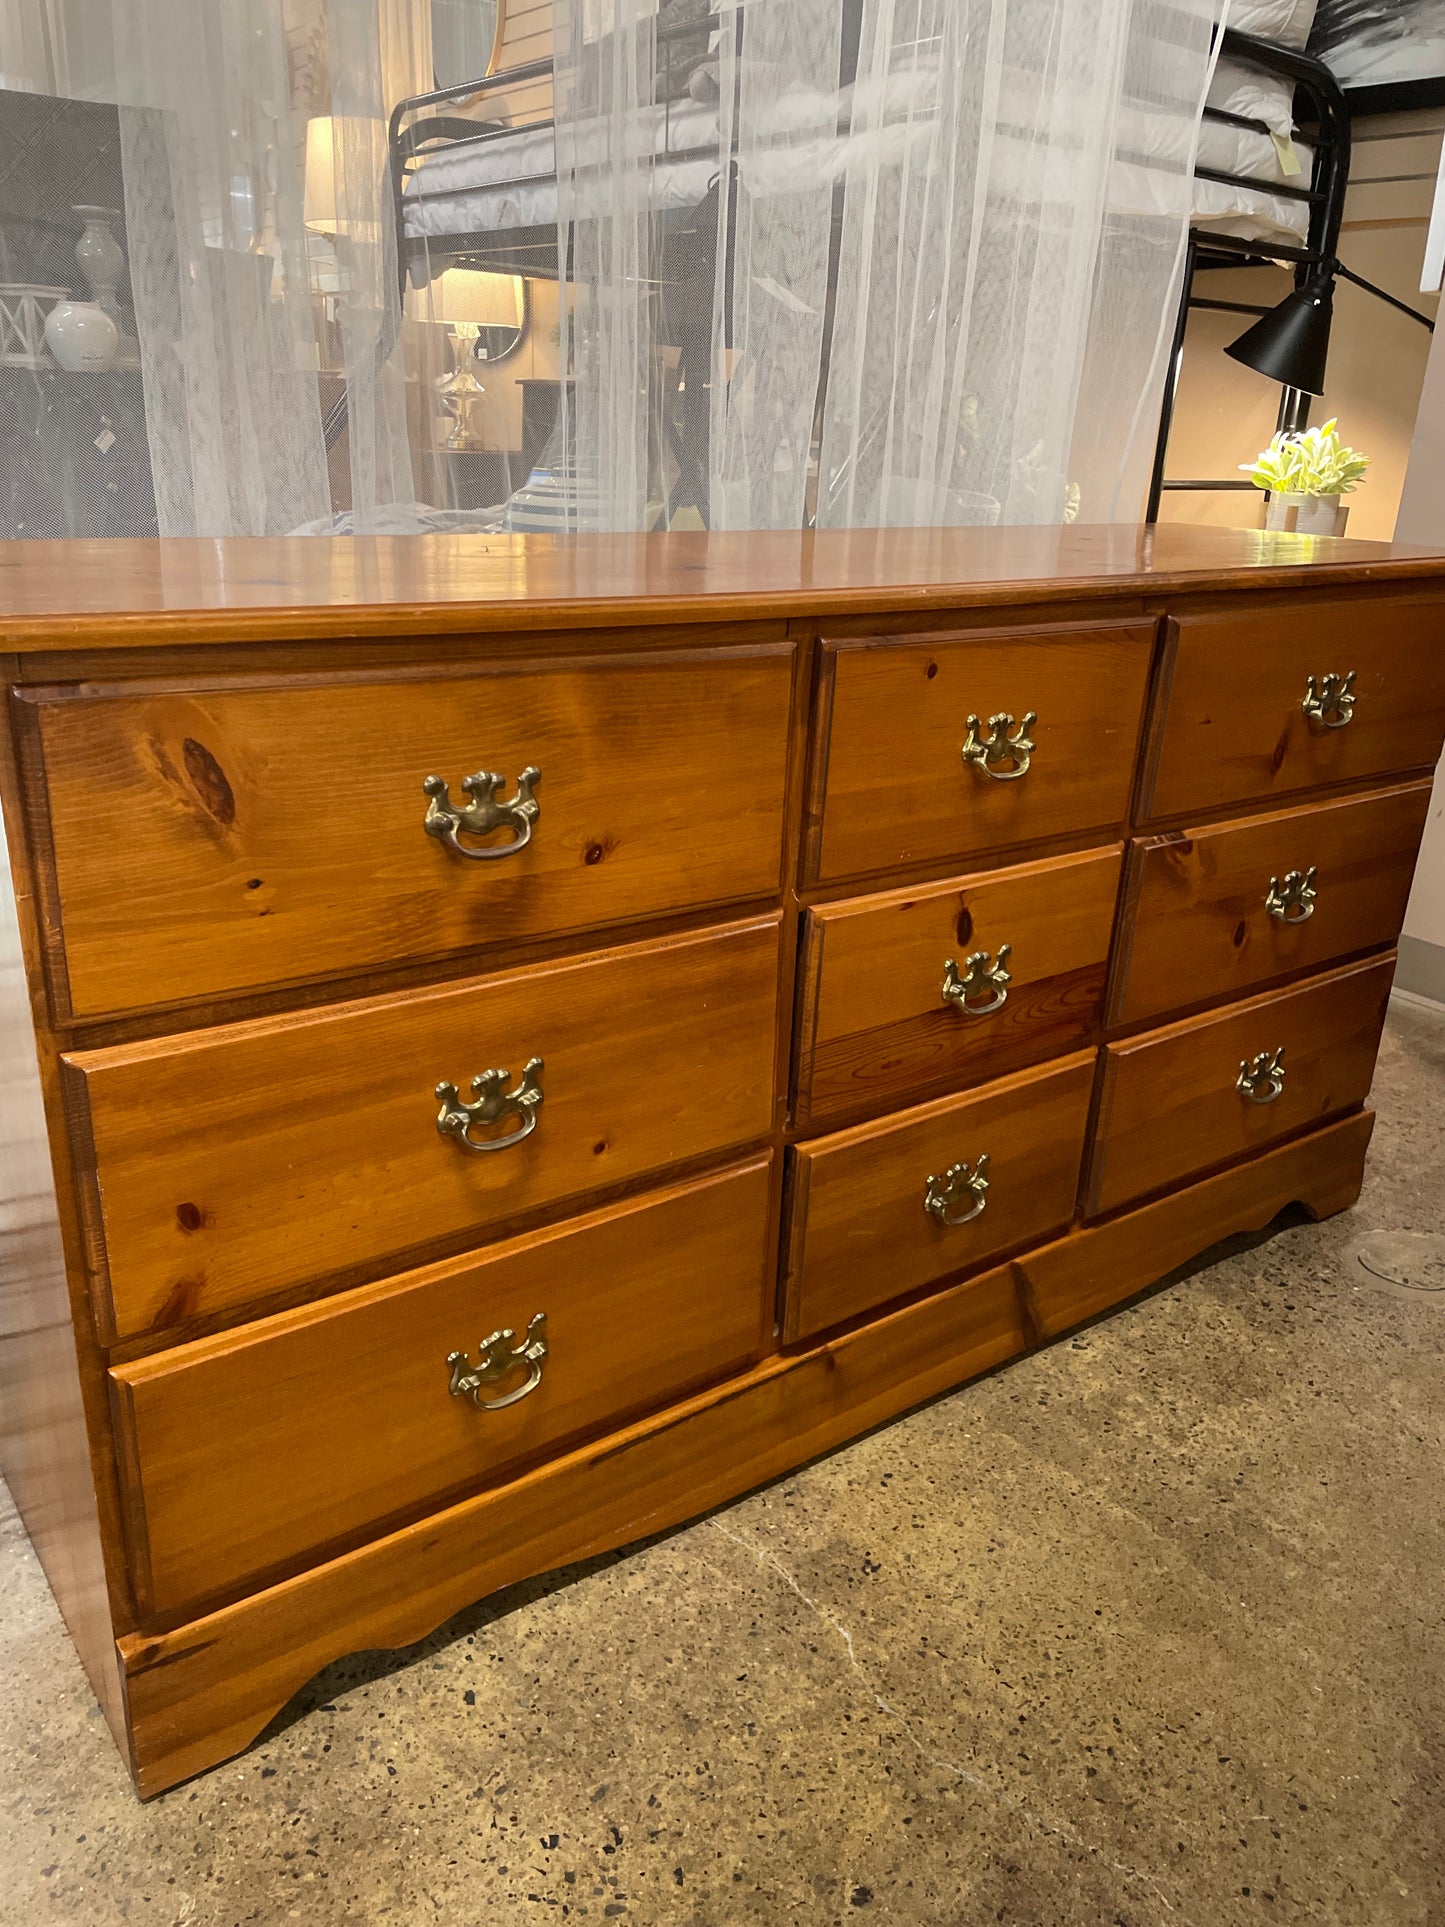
top-left (1207, 56), bottom-right (1295, 135)
top-left (1223, 0), bottom-right (1320, 49)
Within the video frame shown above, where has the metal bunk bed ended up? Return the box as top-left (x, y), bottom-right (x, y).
top-left (1145, 25), bottom-right (1352, 524)
top-left (372, 10), bottom-right (1358, 527)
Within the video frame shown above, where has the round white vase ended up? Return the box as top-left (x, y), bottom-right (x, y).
top-left (44, 299), bottom-right (119, 373)
top-left (72, 205), bottom-right (126, 322)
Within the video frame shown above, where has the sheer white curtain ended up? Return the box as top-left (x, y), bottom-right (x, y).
top-left (556, 0), bottom-right (1224, 531)
top-left (0, 0), bottom-right (430, 534)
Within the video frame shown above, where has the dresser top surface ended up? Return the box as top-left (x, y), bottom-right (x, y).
top-left (3, 524), bottom-right (1444, 651)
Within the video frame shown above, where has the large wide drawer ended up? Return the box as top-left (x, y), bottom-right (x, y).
top-left (795, 845), bottom-right (1121, 1129)
top-left (806, 620), bottom-right (1155, 883)
top-left (783, 1052), bottom-right (1095, 1341)
top-left (24, 645), bottom-right (793, 1018)
top-left (1140, 600), bottom-right (1445, 823)
top-left (66, 915), bottom-right (781, 1342)
top-left (1110, 780), bottom-right (1430, 1027)
top-left (1086, 953), bottom-right (1394, 1217)
top-left (111, 1159), bottom-right (774, 1620)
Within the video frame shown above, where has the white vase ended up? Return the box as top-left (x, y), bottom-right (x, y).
top-left (72, 205), bottom-right (125, 323)
top-left (1262, 490), bottom-right (1348, 537)
top-left (44, 299), bottom-right (119, 373)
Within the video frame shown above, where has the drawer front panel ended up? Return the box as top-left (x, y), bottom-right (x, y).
top-left (1111, 780), bottom-right (1431, 1027)
top-left (30, 647), bottom-right (793, 1017)
top-left (785, 1052), bottom-right (1095, 1341)
top-left (797, 845), bottom-right (1122, 1129)
top-left (112, 1159), bottom-right (774, 1619)
top-left (810, 621), bottom-right (1154, 883)
top-left (1142, 601), bottom-right (1445, 823)
top-left (68, 915), bottom-right (781, 1342)
top-left (1087, 954), bottom-right (1394, 1217)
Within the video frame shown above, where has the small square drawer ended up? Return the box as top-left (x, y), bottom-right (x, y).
top-left (1111, 779), bottom-right (1431, 1027)
top-left (806, 620), bottom-right (1155, 884)
top-left (23, 645), bottom-right (793, 1018)
top-left (1086, 953), bottom-right (1394, 1218)
top-left (783, 1052), bottom-right (1095, 1342)
top-left (111, 1159), bottom-right (774, 1621)
top-left (795, 845), bottom-right (1122, 1130)
top-left (66, 915), bottom-right (781, 1344)
top-left (1140, 600), bottom-right (1445, 824)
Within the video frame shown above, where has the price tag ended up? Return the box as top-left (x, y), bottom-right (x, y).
top-left (93, 427), bottom-right (117, 455)
top-left (1271, 132), bottom-right (1302, 178)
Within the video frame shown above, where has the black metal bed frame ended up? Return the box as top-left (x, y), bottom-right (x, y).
top-left (355, 16), bottom-right (1355, 531)
top-left (1144, 25), bottom-right (1351, 524)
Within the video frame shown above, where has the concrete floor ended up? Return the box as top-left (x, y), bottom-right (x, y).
top-left (3, 999), bottom-right (1443, 1927)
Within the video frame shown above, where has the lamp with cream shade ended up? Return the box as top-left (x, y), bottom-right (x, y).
top-left (425, 268), bottom-right (528, 450)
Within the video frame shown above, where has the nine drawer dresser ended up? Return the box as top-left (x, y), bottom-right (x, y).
top-left (1, 525), bottom-right (1443, 1796)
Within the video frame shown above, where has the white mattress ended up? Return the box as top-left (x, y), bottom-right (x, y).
top-left (402, 53), bottom-right (1314, 253)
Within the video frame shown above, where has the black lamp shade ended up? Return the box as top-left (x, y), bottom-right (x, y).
top-left (1224, 274), bottom-right (1334, 395)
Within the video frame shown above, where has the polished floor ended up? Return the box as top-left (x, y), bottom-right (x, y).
top-left (3, 996), bottom-right (1443, 1927)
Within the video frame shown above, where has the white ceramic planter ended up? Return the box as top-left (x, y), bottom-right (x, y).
top-left (1262, 490), bottom-right (1348, 537)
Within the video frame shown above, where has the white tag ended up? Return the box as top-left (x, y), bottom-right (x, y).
top-left (93, 427), bottom-right (116, 454)
top-left (1271, 131), bottom-right (1302, 178)
top-left (752, 274), bottom-right (815, 317)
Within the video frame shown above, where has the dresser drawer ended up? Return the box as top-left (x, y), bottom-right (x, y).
top-left (795, 846), bottom-right (1121, 1130)
top-left (111, 1159), bottom-right (774, 1620)
top-left (807, 621), bottom-right (1154, 884)
top-left (25, 646), bottom-right (793, 1018)
top-left (784, 1052), bottom-right (1095, 1341)
top-left (1111, 780), bottom-right (1430, 1027)
top-left (66, 915), bottom-right (781, 1343)
top-left (1140, 600), bottom-right (1445, 824)
top-left (1086, 954), bottom-right (1393, 1217)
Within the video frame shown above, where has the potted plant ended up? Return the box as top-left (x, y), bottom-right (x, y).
top-left (1241, 418), bottom-right (1370, 536)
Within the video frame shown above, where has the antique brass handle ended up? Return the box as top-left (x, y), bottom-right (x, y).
top-left (942, 946), bottom-right (1012, 1017)
top-left (961, 711), bottom-right (1037, 781)
top-left (1265, 867), bottom-right (1318, 925)
top-left (436, 1057), bottom-right (544, 1153)
top-left (923, 1154), bottom-right (990, 1226)
top-left (1301, 672), bottom-right (1355, 731)
top-left (446, 1313), bottom-right (548, 1412)
top-left (423, 765), bottom-right (541, 859)
top-left (1237, 1047), bottom-right (1286, 1105)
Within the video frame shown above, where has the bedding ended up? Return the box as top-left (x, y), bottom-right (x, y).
top-left (401, 34), bottom-right (1317, 258)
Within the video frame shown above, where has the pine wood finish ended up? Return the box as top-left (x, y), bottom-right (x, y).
top-left (1141, 599), bottom-right (1445, 823)
top-left (1087, 954), bottom-right (1395, 1218)
top-left (0, 527), bottom-right (1439, 1799)
top-left (807, 619), bottom-right (1154, 882)
top-left (784, 1053), bottom-right (1096, 1341)
top-left (24, 648), bottom-right (793, 1018)
top-left (795, 846), bottom-right (1123, 1129)
top-left (1111, 780), bottom-right (1432, 1026)
top-left (67, 915), bottom-right (781, 1344)
top-left (112, 1160), bottom-right (773, 1621)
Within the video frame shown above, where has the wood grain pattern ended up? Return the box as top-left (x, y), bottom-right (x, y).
top-left (796, 846), bottom-right (1122, 1129)
top-left (112, 1160), bottom-right (773, 1622)
top-left (67, 915), bottom-right (781, 1343)
top-left (116, 1109), bottom-right (1374, 1798)
top-left (1110, 780), bottom-right (1432, 1027)
top-left (26, 649), bottom-right (793, 1018)
top-left (811, 620), bottom-right (1154, 883)
top-left (785, 1052), bottom-right (1096, 1340)
top-left (1087, 954), bottom-right (1395, 1217)
top-left (1140, 600), bottom-right (1445, 823)
top-left (4, 527), bottom-right (1445, 649)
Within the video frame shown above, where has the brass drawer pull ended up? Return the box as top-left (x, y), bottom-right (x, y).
top-left (436, 1057), bottom-right (544, 1153)
top-left (1265, 867), bottom-right (1317, 924)
top-left (942, 946), bottom-right (1012, 1016)
top-left (423, 765), bottom-right (541, 859)
top-left (961, 711), bottom-right (1036, 781)
top-left (1301, 671), bottom-right (1355, 730)
top-left (1237, 1047), bottom-right (1285, 1105)
top-left (923, 1154), bottom-right (990, 1226)
top-left (447, 1313), bottom-right (548, 1411)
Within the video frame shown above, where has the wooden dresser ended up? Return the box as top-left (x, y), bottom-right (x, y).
top-left (2, 526), bottom-right (1443, 1797)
